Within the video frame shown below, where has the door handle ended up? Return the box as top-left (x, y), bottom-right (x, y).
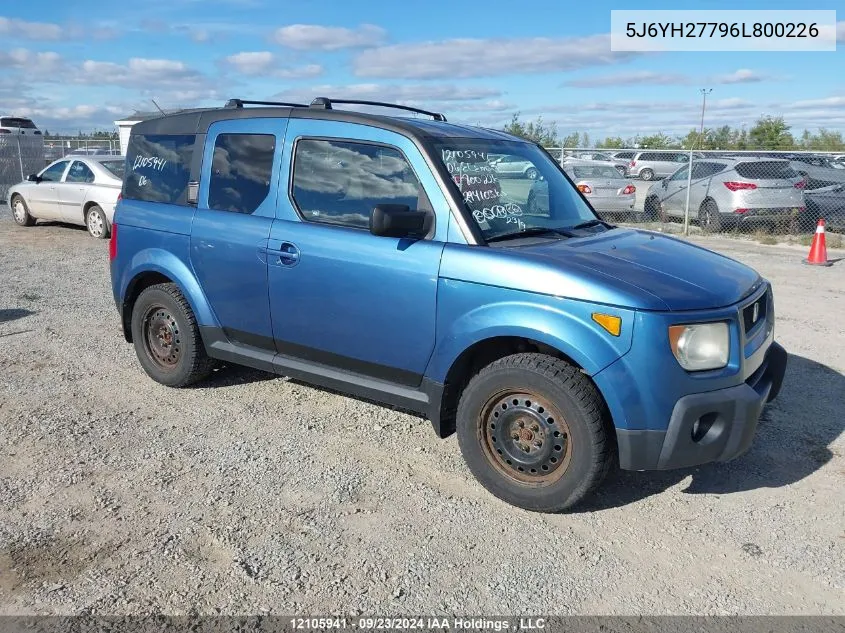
top-left (267, 241), bottom-right (300, 267)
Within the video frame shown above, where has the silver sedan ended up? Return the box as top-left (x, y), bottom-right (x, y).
top-left (7, 156), bottom-right (124, 239)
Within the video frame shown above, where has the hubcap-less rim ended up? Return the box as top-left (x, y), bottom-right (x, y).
top-left (479, 391), bottom-right (573, 485)
top-left (87, 209), bottom-right (104, 237)
top-left (13, 199), bottom-right (26, 224)
top-left (142, 305), bottom-right (181, 370)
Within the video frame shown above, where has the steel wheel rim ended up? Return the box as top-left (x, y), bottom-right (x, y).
top-left (526, 168), bottom-right (538, 180)
top-left (13, 199), bottom-right (26, 223)
top-left (87, 209), bottom-right (104, 237)
top-left (478, 390), bottom-right (573, 485)
top-left (142, 305), bottom-right (181, 370)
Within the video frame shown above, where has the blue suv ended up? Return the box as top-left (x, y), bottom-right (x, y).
top-left (109, 97), bottom-right (787, 512)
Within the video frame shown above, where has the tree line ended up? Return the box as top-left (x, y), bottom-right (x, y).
top-left (502, 114), bottom-right (845, 152)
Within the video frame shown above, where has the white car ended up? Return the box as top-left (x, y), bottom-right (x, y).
top-left (8, 156), bottom-right (125, 239)
top-left (0, 115), bottom-right (42, 136)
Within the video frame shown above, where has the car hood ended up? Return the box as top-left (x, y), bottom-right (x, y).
top-left (512, 228), bottom-right (762, 311)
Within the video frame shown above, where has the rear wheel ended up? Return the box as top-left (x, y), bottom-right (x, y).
top-left (525, 167), bottom-right (539, 181)
top-left (11, 195), bottom-right (35, 226)
top-left (456, 353), bottom-right (614, 513)
top-left (699, 199), bottom-right (721, 233)
top-left (85, 204), bottom-right (109, 239)
top-left (130, 283), bottom-right (216, 387)
top-left (639, 168), bottom-right (654, 181)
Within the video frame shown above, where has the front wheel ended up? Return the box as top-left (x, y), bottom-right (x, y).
top-left (525, 167), bottom-right (539, 181)
top-left (456, 353), bottom-right (614, 513)
top-left (130, 283), bottom-right (216, 387)
top-left (11, 195), bottom-right (35, 226)
top-left (639, 168), bottom-right (655, 181)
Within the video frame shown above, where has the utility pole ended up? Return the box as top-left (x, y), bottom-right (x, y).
top-left (684, 88), bottom-right (712, 235)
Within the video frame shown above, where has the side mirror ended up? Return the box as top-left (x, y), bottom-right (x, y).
top-left (26, 174), bottom-right (40, 183)
top-left (369, 204), bottom-right (432, 239)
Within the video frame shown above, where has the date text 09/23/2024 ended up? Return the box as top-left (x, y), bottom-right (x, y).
top-left (289, 617), bottom-right (546, 631)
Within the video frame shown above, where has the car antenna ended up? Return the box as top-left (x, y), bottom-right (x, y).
top-left (151, 99), bottom-right (166, 115)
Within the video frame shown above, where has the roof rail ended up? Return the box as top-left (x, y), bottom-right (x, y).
top-left (309, 97), bottom-right (447, 122)
top-left (225, 99), bottom-right (308, 109)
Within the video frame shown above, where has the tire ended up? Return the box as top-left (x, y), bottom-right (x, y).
top-left (456, 353), bottom-right (614, 513)
top-left (525, 167), bottom-right (539, 181)
top-left (643, 196), bottom-right (660, 221)
top-left (639, 168), bottom-right (655, 181)
top-left (526, 191), bottom-right (537, 214)
top-left (85, 204), bottom-right (109, 239)
top-left (130, 283), bottom-right (216, 387)
top-left (11, 195), bottom-right (35, 227)
top-left (698, 199), bottom-right (721, 233)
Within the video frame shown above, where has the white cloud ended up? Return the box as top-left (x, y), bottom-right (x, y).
top-left (222, 51), bottom-right (323, 79)
top-left (277, 83), bottom-right (500, 101)
top-left (789, 96), bottom-right (845, 110)
top-left (0, 48), bottom-right (64, 72)
top-left (0, 16), bottom-right (119, 41)
top-left (0, 16), bottom-right (62, 40)
top-left (353, 34), bottom-right (637, 79)
top-left (273, 24), bottom-right (386, 50)
top-left (713, 69), bottom-right (770, 84)
top-left (564, 70), bottom-right (688, 88)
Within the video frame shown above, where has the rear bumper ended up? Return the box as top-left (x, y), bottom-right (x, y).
top-left (617, 341), bottom-right (787, 471)
top-left (592, 197), bottom-right (636, 213)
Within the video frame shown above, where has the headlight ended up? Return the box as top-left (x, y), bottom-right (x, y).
top-left (668, 322), bottom-right (729, 371)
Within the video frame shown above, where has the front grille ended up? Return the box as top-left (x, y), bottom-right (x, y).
top-left (742, 287), bottom-right (770, 334)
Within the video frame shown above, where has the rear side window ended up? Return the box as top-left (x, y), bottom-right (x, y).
top-left (124, 134), bottom-right (195, 204)
top-left (691, 162), bottom-right (727, 178)
top-left (735, 161), bottom-right (798, 180)
top-left (66, 161), bottom-right (95, 183)
top-left (1, 117), bottom-right (37, 129)
top-left (291, 138), bottom-right (428, 229)
top-left (208, 133), bottom-right (275, 214)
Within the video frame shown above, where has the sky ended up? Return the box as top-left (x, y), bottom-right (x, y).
top-left (0, 0), bottom-right (843, 140)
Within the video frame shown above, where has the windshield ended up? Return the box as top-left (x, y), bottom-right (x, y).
top-left (434, 139), bottom-right (598, 242)
top-left (100, 159), bottom-right (125, 180)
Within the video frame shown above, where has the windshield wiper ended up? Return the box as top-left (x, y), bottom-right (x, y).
top-left (486, 227), bottom-right (576, 243)
top-left (568, 218), bottom-right (612, 231)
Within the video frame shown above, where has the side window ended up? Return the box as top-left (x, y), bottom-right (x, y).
top-left (692, 162), bottom-right (726, 178)
top-left (40, 161), bottom-right (69, 182)
top-left (669, 166), bottom-right (689, 181)
top-left (208, 133), bottom-right (275, 214)
top-left (292, 138), bottom-right (429, 229)
top-left (124, 134), bottom-right (195, 204)
top-left (639, 153), bottom-right (655, 162)
top-left (66, 161), bottom-right (95, 183)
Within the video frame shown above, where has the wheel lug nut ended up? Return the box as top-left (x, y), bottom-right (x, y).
top-left (517, 421), bottom-right (524, 428)
top-left (534, 441), bottom-right (542, 448)
top-left (512, 433), bottom-right (519, 440)
top-left (532, 424), bottom-right (540, 432)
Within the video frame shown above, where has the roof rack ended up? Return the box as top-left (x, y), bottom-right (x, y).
top-left (224, 99), bottom-right (308, 109)
top-left (309, 97), bottom-right (447, 122)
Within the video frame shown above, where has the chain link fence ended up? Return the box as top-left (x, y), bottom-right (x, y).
top-left (545, 147), bottom-right (845, 245)
top-left (0, 135), bottom-right (46, 203)
top-left (43, 138), bottom-right (120, 163)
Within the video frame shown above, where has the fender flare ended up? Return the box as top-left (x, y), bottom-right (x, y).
top-left (119, 248), bottom-right (219, 338)
top-left (426, 300), bottom-right (634, 384)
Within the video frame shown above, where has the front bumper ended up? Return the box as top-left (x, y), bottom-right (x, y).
top-left (617, 341), bottom-right (787, 471)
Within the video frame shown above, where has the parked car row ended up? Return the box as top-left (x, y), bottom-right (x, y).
top-left (642, 156), bottom-right (845, 232)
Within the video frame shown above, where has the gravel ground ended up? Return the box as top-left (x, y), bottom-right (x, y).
top-left (1, 212), bottom-right (843, 616)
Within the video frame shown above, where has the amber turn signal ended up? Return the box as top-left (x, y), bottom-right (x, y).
top-left (592, 313), bottom-right (621, 337)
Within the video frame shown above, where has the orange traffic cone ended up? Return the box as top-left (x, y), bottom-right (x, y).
top-left (804, 218), bottom-right (832, 267)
